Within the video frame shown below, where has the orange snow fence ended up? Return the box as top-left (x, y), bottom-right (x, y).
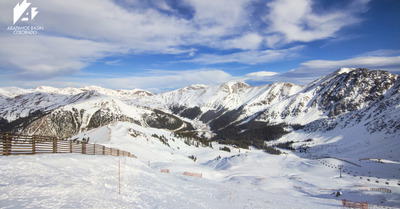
top-left (342, 199), bottom-right (368, 209)
top-left (183, 171), bottom-right (202, 178)
top-left (160, 169), bottom-right (170, 174)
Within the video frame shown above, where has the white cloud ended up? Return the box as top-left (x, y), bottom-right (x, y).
top-left (223, 33), bottom-right (263, 50)
top-left (94, 69), bottom-right (233, 92)
top-left (245, 71), bottom-right (279, 77)
top-left (267, 55), bottom-right (400, 85)
top-left (265, 34), bottom-right (284, 48)
top-left (183, 0), bottom-right (251, 37)
top-left (35, 0), bottom-right (193, 54)
top-left (299, 56), bottom-right (400, 73)
top-left (241, 71), bottom-right (279, 84)
top-left (2, 54), bottom-right (398, 91)
top-left (0, 0), bottom-right (374, 86)
top-left (0, 35), bottom-right (125, 79)
top-left (0, 0), bottom-right (258, 80)
top-left (264, 0), bottom-right (369, 46)
top-left (358, 49), bottom-right (400, 57)
top-left (0, 68), bottom-right (234, 92)
top-left (104, 59), bottom-right (122, 66)
top-left (182, 46), bottom-right (304, 65)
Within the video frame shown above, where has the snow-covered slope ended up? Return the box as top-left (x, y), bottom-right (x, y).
top-left (134, 81), bottom-right (303, 120)
top-left (2, 121), bottom-right (399, 208)
top-left (0, 86), bottom-right (152, 122)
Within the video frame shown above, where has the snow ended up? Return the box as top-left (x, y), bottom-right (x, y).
top-left (1, 122), bottom-right (399, 208)
top-left (1, 69), bottom-right (400, 208)
top-left (0, 87), bottom-right (30, 98)
top-left (337, 68), bottom-right (357, 75)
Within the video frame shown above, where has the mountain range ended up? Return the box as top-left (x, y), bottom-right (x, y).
top-left (1, 68), bottom-right (399, 158)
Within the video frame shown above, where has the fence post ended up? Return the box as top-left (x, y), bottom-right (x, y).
top-left (82, 143), bottom-right (86, 154)
top-left (32, 135), bottom-right (36, 155)
top-left (70, 140), bottom-right (72, 153)
top-left (3, 133), bottom-right (11, 156)
top-left (102, 146), bottom-right (105, 155)
top-left (6, 133), bottom-right (10, 156)
top-left (93, 144), bottom-right (96, 155)
top-left (117, 149), bottom-right (119, 156)
top-left (53, 137), bottom-right (57, 153)
top-left (110, 148), bottom-right (112, 156)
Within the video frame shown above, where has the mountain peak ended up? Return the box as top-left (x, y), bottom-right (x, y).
top-left (335, 67), bottom-right (357, 75)
top-left (35, 86), bottom-right (58, 91)
top-left (180, 84), bottom-right (208, 91)
top-left (220, 81), bottom-right (251, 93)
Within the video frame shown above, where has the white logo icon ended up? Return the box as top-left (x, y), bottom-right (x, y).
top-left (13, 0), bottom-right (38, 25)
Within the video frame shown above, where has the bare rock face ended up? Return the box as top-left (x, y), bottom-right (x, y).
top-left (312, 68), bottom-right (396, 116)
top-left (22, 111), bottom-right (79, 138)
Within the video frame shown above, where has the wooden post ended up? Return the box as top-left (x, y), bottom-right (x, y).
top-left (53, 137), bottom-right (57, 153)
top-left (102, 146), bottom-right (105, 155)
top-left (1, 134), bottom-right (4, 156)
top-left (70, 140), bottom-right (72, 153)
top-left (117, 149), bottom-right (119, 156)
top-left (82, 143), bottom-right (86, 154)
top-left (110, 148), bottom-right (112, 156)
top-left (3, 133), bottom-right (10, 156)
top-left (32, 135), bottom-right (36, 155)
top-left (7, 133), bottom-right (11, 156)
top-left (93, 144), bottom-right (96, 155)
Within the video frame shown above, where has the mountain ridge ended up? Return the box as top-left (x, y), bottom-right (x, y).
top-left (0, 68), bottom-right (399, 153)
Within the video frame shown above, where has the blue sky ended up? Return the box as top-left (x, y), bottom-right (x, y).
top-left (0, 0), bottom-right (399, 92)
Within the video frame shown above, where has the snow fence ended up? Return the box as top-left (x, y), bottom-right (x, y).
top-left (0, 133), bottom-right (136, 158)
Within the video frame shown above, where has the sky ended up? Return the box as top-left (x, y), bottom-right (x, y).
top-left (0, 0), bottom-right (399, 92)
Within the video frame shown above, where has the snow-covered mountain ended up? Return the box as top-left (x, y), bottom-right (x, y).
top-left (0, 68), bottom-right (399, 157)
top-left (139, 68), bottom-right (397, 124)
top-left (127, 68), bottom-right (399, 149)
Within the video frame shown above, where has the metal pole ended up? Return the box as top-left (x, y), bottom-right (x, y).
top-left (118, 159), bottom-right (121, 194)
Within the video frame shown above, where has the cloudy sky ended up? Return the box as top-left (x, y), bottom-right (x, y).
top-left (0, 0), bottom-right (399, 92)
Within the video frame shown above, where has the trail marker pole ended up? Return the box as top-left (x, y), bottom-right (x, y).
top-left (118, 159), bottom-right (121, 195)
